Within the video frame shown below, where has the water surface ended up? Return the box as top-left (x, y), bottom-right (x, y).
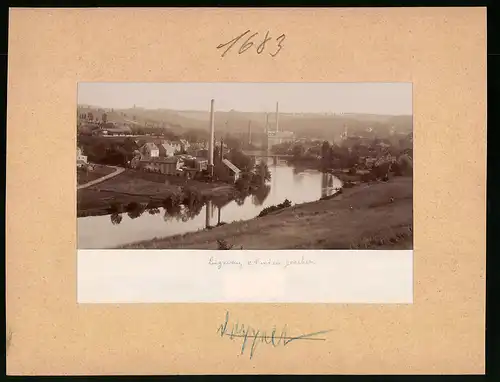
top-left (78, 161), bottom-right (341, 249)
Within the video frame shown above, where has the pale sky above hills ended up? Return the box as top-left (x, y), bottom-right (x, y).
top-left (78, 82), bottom-right (412, 115)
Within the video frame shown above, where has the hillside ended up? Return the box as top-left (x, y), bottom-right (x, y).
top-left (119, 176), bottom-right (413, 250)
top-left (77, 105), bottom-right (412, 141)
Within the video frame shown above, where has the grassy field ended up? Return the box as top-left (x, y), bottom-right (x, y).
top-left (119, 176), bottom-right (413, 250)
top-left (77, 165), bottom-right (115, 185)
top-left (77, 169), bottom-right (236, 217)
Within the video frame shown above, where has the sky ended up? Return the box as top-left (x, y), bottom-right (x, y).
top-left (77, 82), bottom-right (412, 115)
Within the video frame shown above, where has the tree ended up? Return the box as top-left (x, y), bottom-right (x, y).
top-left (102, 113), bottom-right (107, 124)
top-left (123, 137), bottom-right (138, 151)
top-left (224, 133), bottom-right (241, 151)
top-left (182, 129), bottom-right (208, 143)
top-left (321, 140), bottom-right (331, 167)
top-left (126, 202), bottom-right (146, 219)
top-left (213, 145), bottom-right (221, 163)
top-left (291, 144), bottom-right (305, 159)
top-left (110, 213), bottom-right (123, 225)
top-left (321, 141), bottom-right (330, 158)
top-left (226, 149), bottom-right (255, 172)
top-left (251, 184), bottom-right (271, 206)
top-left (352, 143), bottom-right (370, 157)
top-left (393, 154), bottom-right (412, 176)
top-left (271, 141), bottom-right (293, 155)
top-left (308, 144), bottom-right (322, 157)
top-left (330, 145), bottom-right (352, 168)
top-left (253, 162), bottom-right (271, 184)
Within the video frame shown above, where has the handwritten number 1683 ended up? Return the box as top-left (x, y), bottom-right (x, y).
top-left (217, 30), bottom-right (285, 58)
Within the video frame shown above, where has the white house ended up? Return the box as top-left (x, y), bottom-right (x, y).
top-left (158, 142), bottom-right (178, 157)
top-left (77, 147), bottom-right (88, 167)
top-left (139, 142), bottom-right (160, 158)
top-left (179, 139), bottom-right (191, 152)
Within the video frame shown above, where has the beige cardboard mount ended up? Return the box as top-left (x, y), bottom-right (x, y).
top-left (6, 7), bottom-right (486, 375)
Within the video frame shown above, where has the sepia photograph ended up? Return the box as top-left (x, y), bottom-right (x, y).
top-left (8, 6), bottom-right (486, 374)
top-left (77, 82), bottom-right (413, 251)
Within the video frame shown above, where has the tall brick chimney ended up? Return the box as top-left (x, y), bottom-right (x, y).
top-left (208, 99), bottom-right (215, 177)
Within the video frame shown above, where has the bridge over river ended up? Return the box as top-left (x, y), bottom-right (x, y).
top-left (242, 150), bottom-right (293, 164)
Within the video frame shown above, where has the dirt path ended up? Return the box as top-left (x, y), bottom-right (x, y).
top-left (120, 176), bottom-right (413, 250)
top-left (77, 166), bottom-right (125, 190)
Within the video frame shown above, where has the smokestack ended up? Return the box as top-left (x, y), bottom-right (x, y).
top-left (208, 99), bottom-right (215, 177)
top-left (248, 121), bottom-right (252, 145)
top-left (275, 102), bottom-right (279, 132)
top-left (265, 113), bottom-right (269, 152)
top-left (220, 138), bottom-right (224, 162)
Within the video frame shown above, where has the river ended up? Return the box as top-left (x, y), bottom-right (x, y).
top-left (77, 160), bottom-right (342, 249)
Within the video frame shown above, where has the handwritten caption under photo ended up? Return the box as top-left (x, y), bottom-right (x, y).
top-left (208, 255), bottom-right (315, 270)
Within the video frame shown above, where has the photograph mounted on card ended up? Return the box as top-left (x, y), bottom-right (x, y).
top-left (76, 82), bottom-right (413, 303)
top-left (7, 7), bottom-right (485, 375)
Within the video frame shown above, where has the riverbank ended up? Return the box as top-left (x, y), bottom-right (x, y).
top-left (119, 175), bottom-right (413, 250)
top-left (77, 169), bottom-right (238, 217)
top-left (287, 160), bottom-right (369, 184)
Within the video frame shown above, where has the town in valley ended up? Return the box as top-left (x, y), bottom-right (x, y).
top-left (77, 83), bottom-right (413, 250)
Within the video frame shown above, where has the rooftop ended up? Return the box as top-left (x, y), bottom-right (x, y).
top-left (222, 158), bottom-right (241, 174)
top-left (141, 156), bottom-right (183, 164)
top-left (143, 142), bottom-right (159, 150)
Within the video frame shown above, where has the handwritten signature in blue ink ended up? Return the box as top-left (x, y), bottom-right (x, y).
top-left (216, 311), bottom-right (332, 359)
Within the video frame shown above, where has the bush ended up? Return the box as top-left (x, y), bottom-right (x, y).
top-left (163, 192), bottom-right (183, 208)
top-left (371, 161), bottom-right (392, 180)
top-left (126, 201), bottom-right (141, 212)
top-left (110, 213), bottom-right (123, 225)
top-left (391, 161), bottom-right (403, 176)
top-left (397, 154), bottom-right (413, 176)
top-left (217, 239), bottom-right (234, 250)
top-left (146, 199), bottom-right (158, 209)
top-left (257, 199), bottom-right (292, 218)
top-left (126, 202), bottom-right (146, 219)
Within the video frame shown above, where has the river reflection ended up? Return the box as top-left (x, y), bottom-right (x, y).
top-left (78, 161), bottom-right (342, 249)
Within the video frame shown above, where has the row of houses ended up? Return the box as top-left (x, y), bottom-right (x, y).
top-left (131, 140), bottom-right (242, 183)
top-left (131, 155), bottom-right (208, 179)
top-left (131, 139), bottom-right (200, 178)
top-left (136, 139), bottom-right (191, 157)
top-left (131, 155), bottom-right (241, 183)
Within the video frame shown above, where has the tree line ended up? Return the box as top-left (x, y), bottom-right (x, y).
top-left (78, 135), bottom-right (139, 166)
top-left (272, 136), bottom-right (413, 171)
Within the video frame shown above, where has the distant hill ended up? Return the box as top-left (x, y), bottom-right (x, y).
top-left (77, 105), bottom-right (412, 141)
